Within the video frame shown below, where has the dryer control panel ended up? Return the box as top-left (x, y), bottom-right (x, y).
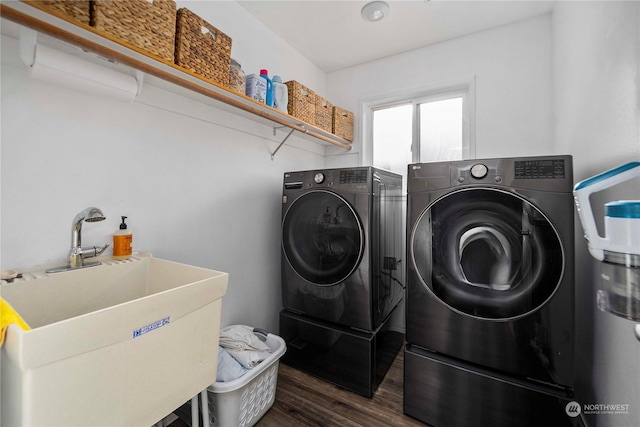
top-left (283, 167), bottom-right (395, 193)
top-left (340, 169), bottom-right (368, 184)
top-left (514, 159), bottom-right (567, 179)
top-left (408, 155), bottom-right (573, 193)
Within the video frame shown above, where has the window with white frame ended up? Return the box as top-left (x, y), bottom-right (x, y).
top-left (363, 79), bottom-right (475, 188)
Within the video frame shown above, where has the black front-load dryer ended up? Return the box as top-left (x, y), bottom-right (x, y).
top-left (281, 167), bottom-right (404, 331)
top-left (404, 156), bottom-right (575, 427)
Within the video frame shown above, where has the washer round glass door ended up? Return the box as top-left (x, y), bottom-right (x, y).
top-left (411, 188), bottom-right (564, 320)
top-left (283, 190), bottom-right (364, 286)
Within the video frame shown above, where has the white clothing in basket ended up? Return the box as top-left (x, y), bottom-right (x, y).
top-left (216, 346), bottom-right (247, 382)
top-left (219, 325), bottom-right (272, 369)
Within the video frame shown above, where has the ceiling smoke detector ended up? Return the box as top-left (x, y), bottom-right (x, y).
top-left (361, 1), bottom-right (390, 22)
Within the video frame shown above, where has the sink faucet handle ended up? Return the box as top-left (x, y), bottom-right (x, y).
top-left (69, 244), bottom-right (110, 268)
top-left (81, 244), bottom-right (110, 259)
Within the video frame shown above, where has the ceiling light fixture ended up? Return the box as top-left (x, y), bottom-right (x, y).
top-left (361, 1), bottom-right (390, 22)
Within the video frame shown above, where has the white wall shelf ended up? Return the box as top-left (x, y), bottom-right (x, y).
top-left (0, 1), bottom-right (353, 154)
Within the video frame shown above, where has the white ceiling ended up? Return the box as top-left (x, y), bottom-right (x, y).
top-left (237, 0), bottom-right (556, 73)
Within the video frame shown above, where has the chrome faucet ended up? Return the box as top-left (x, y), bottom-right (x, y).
top-left (68, 207), bottom-right (109, 268)
top-left (47, 207), bottom-right (109, 273)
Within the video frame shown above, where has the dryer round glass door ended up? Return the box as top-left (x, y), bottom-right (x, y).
top-left (410, 188), bottom-right (565, 320)
top-left (282, 190), bottom-right (364, 286)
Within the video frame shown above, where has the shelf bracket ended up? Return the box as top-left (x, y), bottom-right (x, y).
top-left (134, 70), bottom-right (144, 95)
top-left (271, 128), bottom-right (295, 160)
top-left (18, 27), bottom-right (37, 66)
top-left (17, 26), bottom-right (139, 101)
top-left (272, 126), bottom-right (288, 136)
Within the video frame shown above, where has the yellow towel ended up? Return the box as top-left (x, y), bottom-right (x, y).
top-left (1, 298), bottom-right (30, 346)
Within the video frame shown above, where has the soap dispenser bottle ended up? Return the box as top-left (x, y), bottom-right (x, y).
top-left (113, 216), bottom-right (132, 260)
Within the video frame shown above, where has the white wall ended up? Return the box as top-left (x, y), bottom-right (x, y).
top-left (0, 1), bottom-right (329, 334)
top-left (326, 13), bottom-right (555, 167)
top-left (553, 2), bottom-right (640, 426)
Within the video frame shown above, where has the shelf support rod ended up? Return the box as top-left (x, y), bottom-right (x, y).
top-left (271, 128), bottom-right (295, 160)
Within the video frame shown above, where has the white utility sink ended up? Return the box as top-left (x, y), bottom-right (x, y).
top-left (0, 254), bottom-right (228, 426)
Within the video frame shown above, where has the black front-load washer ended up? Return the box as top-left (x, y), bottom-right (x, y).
top-left (404, 156), bottom-right (575, 426)
top-left (280, 167), bottom-right (404, 397)
top-left (281, 167), bottom-right (404, 331)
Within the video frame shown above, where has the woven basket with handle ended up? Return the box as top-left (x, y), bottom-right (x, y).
top-left (28, 0), bottom-right (91, 25)
top-left (285, 81), bottom-right (317, 125)
top-left (315, 96), bottom-right (333, 133)
top-left (91, 0), bottom-right (177, 62)
top-left (332, 106), bottom-right (354, 142)
top-left (175, 8), bottom-right (232, 87)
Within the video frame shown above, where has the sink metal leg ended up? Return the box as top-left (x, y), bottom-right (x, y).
top-left (200, 389), bottom-right (211, 427)
top-left (191, 395), bottom-right (199, 427)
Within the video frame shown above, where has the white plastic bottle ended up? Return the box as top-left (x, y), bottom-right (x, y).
top-left (113, 216), bottom-right (133, 260)
top-left (272, 75), bottom-right (288, 113)
top-left (245, 74), bottom-right (267, 103)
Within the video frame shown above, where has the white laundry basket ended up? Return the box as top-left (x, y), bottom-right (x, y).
top-left (205, 327), bottom-right (286, 427)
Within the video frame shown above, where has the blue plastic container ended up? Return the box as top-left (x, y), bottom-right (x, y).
top-left (260, 69), bottom-right (274, 107)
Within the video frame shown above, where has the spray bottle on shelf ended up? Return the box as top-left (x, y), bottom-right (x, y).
top-left (113, 216), bottom-right (133, 260)
top-left (259, 69), bottom-right (274, 107)
top-left (272, 75), bottom-right (288, 113)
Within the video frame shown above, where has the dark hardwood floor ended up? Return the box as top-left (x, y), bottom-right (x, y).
top-left (169, 349), bottom-right (427, 427)
top-left (256, 349), bottom-right (426, 427)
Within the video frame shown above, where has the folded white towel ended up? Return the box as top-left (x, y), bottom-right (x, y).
top-left (216, 346), bottom-right (247, 382)
top-left (219, 325), bottom-right (271, 353)
top-left (226, 348), bottom-right (271, 369)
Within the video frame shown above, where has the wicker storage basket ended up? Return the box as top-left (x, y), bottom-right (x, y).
top-left (333, 106), bottom-right (354, 142)
top-left (175, 8), bottom-right (232, 87)
top-left (285, 81), bottom-right (316, 125)
top-left (91, 0), bottom-right (176, 62)
top-left (28, 0), bottom-right (91, 25)
top-left (315, 96), bottom-right (333, 133)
